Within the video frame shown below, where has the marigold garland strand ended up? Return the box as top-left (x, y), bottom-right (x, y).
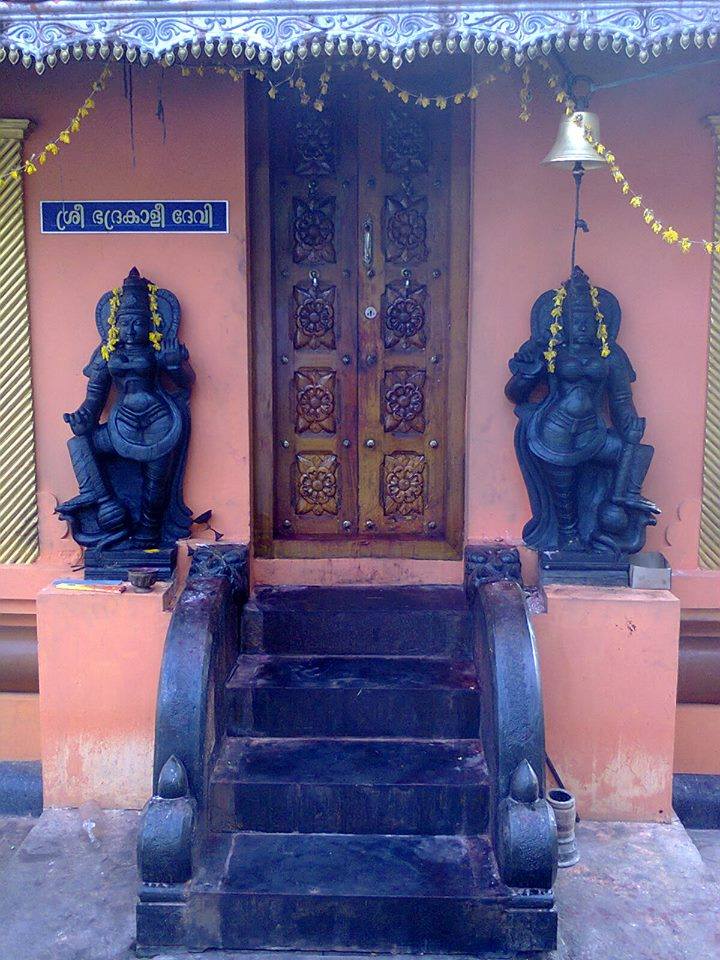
top-left (543, 280), bottom-right (610, 373)
top-left (544, 285), bottom-right (566, 372)
top-left (539, 58), bottom-right (718, 255)
top-left (2, 51), bottom-right (717, 256)
top-left (0, 66), bottom-right (112, 190)
top-left (180, 62), bottom-right (331, 112)
top-left (100, 279), bottom-right (163, 362)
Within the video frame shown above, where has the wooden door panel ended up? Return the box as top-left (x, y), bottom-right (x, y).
top-left (356, 91), bottom-right (453, 542)
top-left (251, 64), bottom-right (470, 558)
top-left (270, 84), bottom-right (359, 541)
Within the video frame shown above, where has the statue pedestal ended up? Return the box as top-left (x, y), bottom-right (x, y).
top-left (532, 584), bottom-right (680, 822)
top-left (84, 544), bottom-right (177, 581)
top-left (36, 581), bottom-right (173, 808)
top-left (539, 550), bottom-right (631, 587)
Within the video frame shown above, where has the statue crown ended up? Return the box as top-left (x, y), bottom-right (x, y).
top-left (566, 265), bottom-right (593, 315)
top-left (118, 266), bottom-right (151, 314)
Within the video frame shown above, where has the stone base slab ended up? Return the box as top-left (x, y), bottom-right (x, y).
top-left (36, 582), bottom-right (172, 808)
top-left (532, 585), bottom-right (680, 822)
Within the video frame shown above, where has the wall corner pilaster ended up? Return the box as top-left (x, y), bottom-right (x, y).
top-left (0, 118), bottom-right (40, 563)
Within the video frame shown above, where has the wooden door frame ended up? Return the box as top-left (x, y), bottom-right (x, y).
top-left (247, 79), bottom-right (471, 560)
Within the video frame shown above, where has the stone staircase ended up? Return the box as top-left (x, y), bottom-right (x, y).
top-left (137, 556), bottom-right (557, 957)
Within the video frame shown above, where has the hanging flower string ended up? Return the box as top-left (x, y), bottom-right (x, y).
top-left (177, 54), bottom-right (720, 254)
top-left (544, 285), bottom-right (566, 372)
top-left (180, 62), bottom-right (331, 112)
top-left (360, 58), bottom-right (499, 108)
top-left (590, 285), bottom-right (611, 358)
top-left (518, 65), bottom-right (532, 122)
top-left (0, 66), bottom-right (112, 191)
top-left (100, 281), bottom-right (163, 361)
top-left (543, 281), bottom-right (610, 372)
top-left (539, 59), bottom-right (719, 255)
top-left (148, 283), bottom-right (163, 351)
top-left (100, 287), bottom-right (121, 362)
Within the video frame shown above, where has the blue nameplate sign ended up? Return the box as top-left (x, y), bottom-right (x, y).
top-left (41, 200), bottom-right (228, 234)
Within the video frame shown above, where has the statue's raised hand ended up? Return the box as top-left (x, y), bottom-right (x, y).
top-left (159, 335), bottom-right (188, 371)
top-left (510, 338), bottom-right (544, 375)
top-left (63, 404), bottom-right (95, 436)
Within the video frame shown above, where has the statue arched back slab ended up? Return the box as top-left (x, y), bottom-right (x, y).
top-left (505, 266), bottom-right (659, 585)
top-left (57, 267), bottom-right (195, 580)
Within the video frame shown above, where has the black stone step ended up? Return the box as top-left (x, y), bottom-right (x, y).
top-left (209, 737), bottom-right (489, 835)
top-left (241, 584), bottom-right (472, 657)
top-left (226, 655), bottom-right (480, 738)
top-left (186, 833), bottom-right (556, 954)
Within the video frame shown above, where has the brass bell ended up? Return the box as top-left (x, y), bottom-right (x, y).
top-left (542, 110), bottom-right (605, 170)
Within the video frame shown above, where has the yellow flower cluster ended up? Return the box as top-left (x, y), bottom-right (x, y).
top-left (590, 285), bottom-right (611, 358)
top-left (538, 61), bottom-right (719, 256)
top-left (100, 287), bottom-right (122, 362)
top-left (289, 65), bottom-right (332, 111)
top-left (148, 283), bottom-right (163, 351)
top-left (360, 59), bottom-right (496, 108)
top-left (518, 66), bottom-right (532, 123)
top-left (0, 66), bottom-right (111, 192)
top-left (544, 285), bottom-right (566, 372)
top-left (181, 62), bottom-right (329, 112)
top-left (578, 120), bottom-right (703, 253)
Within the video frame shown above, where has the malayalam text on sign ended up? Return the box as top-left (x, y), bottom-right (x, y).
top-left (41, 200), bottom-right (229, 234)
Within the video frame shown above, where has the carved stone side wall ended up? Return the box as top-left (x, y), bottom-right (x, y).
top-left (0, 119), bottom-right (39, 564)
top-left (700, 116), bottom-right (720, 568)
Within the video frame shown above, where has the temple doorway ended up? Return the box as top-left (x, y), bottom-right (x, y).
top-left (248, 62), bottom-right (471, 558)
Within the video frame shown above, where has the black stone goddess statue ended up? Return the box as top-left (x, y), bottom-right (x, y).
top-left (57, 268), bottom-right (194, 577)
top-left (505, 266), bottom-right (659, 566)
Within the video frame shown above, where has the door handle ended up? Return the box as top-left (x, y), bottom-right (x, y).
top-left (362, 217), bottom-right (374, 273)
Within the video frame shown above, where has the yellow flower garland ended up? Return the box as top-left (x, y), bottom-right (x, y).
top-left (360, 58), bottom-right (498, 108)
top-left (544, 285), bottom-right (566, 372)
top-left (540, 60), bottom-right (719, 255)
top-left (0, 66), bottom-right (112, 191)
top-left (99, 281), bottom-right (163, 361)
top-left (590, 285), bottom-right (611, 358)
top-left (181, 62), bottom-right (331, 112)
top-left (544, 279), bottom-right (610, 372)
top-left (100, 287), bottom-right (121, 362)
top-left (147, 283), bottom-right (163, 351)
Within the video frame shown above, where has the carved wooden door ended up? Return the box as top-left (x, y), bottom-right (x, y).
top-left (250, 69), bottom-right (470, 559)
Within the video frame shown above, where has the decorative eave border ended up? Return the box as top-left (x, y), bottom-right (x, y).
top-left (0, 2), bottom-right (719, 71)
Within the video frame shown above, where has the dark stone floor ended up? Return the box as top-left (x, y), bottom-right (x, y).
top-left (0, 811), bottom-right (717, 960)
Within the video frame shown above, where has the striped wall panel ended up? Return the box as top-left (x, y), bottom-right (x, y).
top-left (0, 119), bottom-right (39, 564)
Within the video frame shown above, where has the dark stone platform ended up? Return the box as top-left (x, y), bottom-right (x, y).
top-left (0, 762), bottom-right (42, 817)
top-left (673, 773), bottom-right (720, 829)
top-left (209, 737), bottom-right (489, 834)
top-left (83, 545), bottom-right (177, 581)
top-left (137, 581), bottom-right (556, 956)
top-left (242, 584), bottom-right (472, 657)
top-left (539, 549), bottom-right (631, 587)
top-left (181, 832), bottom-right (555, 954)
top-left (226, 654), bottom-right (480, 738)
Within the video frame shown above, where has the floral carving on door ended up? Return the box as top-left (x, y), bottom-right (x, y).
top-left (293, 452), bottom-right (339, 516)
top-left (293, 190), bottom-right (336, 264)
top-left (382, 109), bottom-right (429, 175)
top-left (291, 280), bottom-right (336, 349)
top-left (258, 73), bottom-right (469, 553)
top-left (294, 368), bottom-right (337, 434)
top-left (293, 114), bottom-right (335, 177)
top-left (384, 190), bottom-right (428, 264)
top-left (382, 367), bottom-right (426, 433)
top-left (381, 451), bottom-right (426, 518)
top-left (382, 279), bottom-right (428, 350)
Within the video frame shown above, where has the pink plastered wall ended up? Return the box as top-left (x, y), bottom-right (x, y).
top-left (467, 60), bottom-right (717, 601)
top-left (0, 62), bottom-right (252, 572)
top-left (0, 57), bottom-right (718, 601)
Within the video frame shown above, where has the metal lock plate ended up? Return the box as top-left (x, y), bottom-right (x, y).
top-left (364, 305), bottom-right (377, 320)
